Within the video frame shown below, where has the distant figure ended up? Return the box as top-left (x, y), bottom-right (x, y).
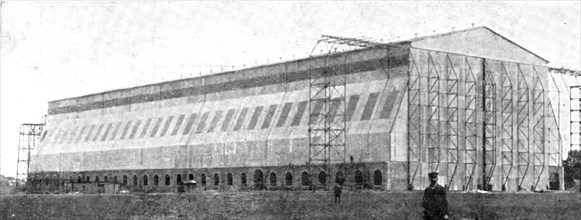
top-left (422, 172), bottom-right (449, 220)
top-left (333, 184), bottom-right (343, 203)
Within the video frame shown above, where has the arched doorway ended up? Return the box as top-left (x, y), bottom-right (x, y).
top-left (301, 171), bottom-right (309, 186)
top-left (285, 172), bottom-right (293, 186)
top-left (254, 170), bottom-right (264, 189)
top-left (318, 171), bottom-right (327, 186)
top-left (373, 170), bottom-right (382, 186)
top-left (270, 172), bottom-right (277, 186)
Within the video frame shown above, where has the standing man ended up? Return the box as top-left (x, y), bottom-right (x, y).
top-left (333, 183), bottom-right (343, 203)
top-left (422, 172), bottom-right (449, 220)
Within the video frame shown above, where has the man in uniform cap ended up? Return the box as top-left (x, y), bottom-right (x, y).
top-left (422, 172), bottom-right (449, 220)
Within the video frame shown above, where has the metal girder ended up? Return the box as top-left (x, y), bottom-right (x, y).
top-left (482, 60), bottom-right (497, 189)
top-left (445, 55), bottom-right (459, 189)
top-left (532, 67), bottom-right (546, 189)
top-left (407, 53), bottom-right (422, 190)
top-left (517, 65), bottom-right (531, 190)
top-left (427, 54), bottom-right (441, 173)
top-left (16, 116), bottom-right (46, 189)
top-left (463, 57), bottom-right (478, 190)
top-left (500, 63), bottom-right (514, 189)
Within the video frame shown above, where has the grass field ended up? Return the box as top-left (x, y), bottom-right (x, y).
top-left (1, 190), bottom-right (580, 219)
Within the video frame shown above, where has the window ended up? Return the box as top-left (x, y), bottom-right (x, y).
top-left (247, 106), bottom-right (263, 130)
top-left (227, 173), bottom-right (233, 186)
top-left (308, 100), bottom-right (324, 125)
top-left (291, 101), bottom-right (308, 126)
top-left (269, 172), bottom-right (277, 186)
top-left (177, 174), bottom-right (182, 185)
top-left (143, 175), bottom-right (148, 186)
top-left (182, 114), bottom-right (197, 135)
top-left (214, 173), bottom-right (220, 186)
top-left (201, 174), bottom-right (206, 186)
top-left (149, 117), bottom-right (164, 137)
top-left (318, 171), bottom-right (326, 186)
top-left (165, 175), bottom-right (171, 186)
top-left (301, 172), bottom-right (309, 186)
top-left (77, 176), bottom-right (82, 183)
top-left (195, 112), bottom-right (210, 133)
top-left (233, 108), bottom-right (248, 131)
top-left (154, 175), bottom-right (159, 186)
top-left (285, 172), bottom-right (293, 186)
top-left (241, 173), bottom-right (247, 186)
top-left (276, 103), bottom-right (293, 127)
top-left (120, 121), bottom-right (132, 140)
top-left (171, 114), bottom-right (185, 136)
top-left (133, 175), bottom-right (138, 186)
top-left (123, 175), bottom-right (128, 185)
top-left (379, 91), bottom-right (400, 119)
top-left (104, 176), bottom-right (108, 182)
top-left (254, 170), bottom-right (264, 187)
top-left (84, 125), bottom-right (95, 142)
top-left (109, 122), bottom-right (122, 140)
top-left (221, 109), bottom-right (236, 132)
top-left (159, 116), bottom-right (174, 137)
top-left (261, 105), bottom-right (278, 129)
top-left (129, 120), bottom-right (142, 139)
top-left (207, 111), bottom-right (223, 133)
top-left (355, 170), bottom-right (363, 185)
top-left (373, 170), bottom-right (382, 186)
top-left (113, 176), bottom-right (118, 184)
top-left (139, 118), bottom-right (153, 138)
top-left (95, 176), bottom-right (100, 183)
top-left (344, 95), bottom-right (360, 122)
top-left (92, 124), bottom-right (104, 141)
top-left (86, 176), bottom-right (91, 183)
top-left (361, 93), bottom-right (379, 120)
top-left (189, 174), bottom-right (194, 180)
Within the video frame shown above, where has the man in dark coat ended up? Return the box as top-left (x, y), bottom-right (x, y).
top-left (333, 184), bottom-right (343, 203)
top-left (422, 172), bottom-right (449, 220)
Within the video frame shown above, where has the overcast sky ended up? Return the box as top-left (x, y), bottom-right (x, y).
top-left (1, 1), bottom-right (580, 177)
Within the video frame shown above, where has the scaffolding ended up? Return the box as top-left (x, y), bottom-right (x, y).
top-left (482, 61), bottom-right (497, 190)
top-left (426, 54), bottom-right (441, 173)
top-left (532, 68), bottom-right (546, 189)
top-left (463, 57), bottom-right (478, 190)
top-left (444, 55), bottom-right (459, 189)
top-left (15, 116), bottom-right (46, 189)
top-left (517, 65), bottom-right (531, 190)
top-left (307, 35), bottom-right (353, 187)
top-left (500, 63), bottom-right (514, 190)
top-left (407, 52), bottom-right (422, 190)
top-left (571, 85), bottom-right (581, 152)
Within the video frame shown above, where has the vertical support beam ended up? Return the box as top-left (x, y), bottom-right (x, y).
top-left (482, 60), bottom-right (497, 190)
top-left (500, 63), bottom-right (514, 191)
top-left (532, 67), bottom-right (546, 190)
top-left (307, 37), bottom-right (351, 189)
top-left (407, 51), bottom-right (422, 190)
top-left (517, 65), bottom-right (531, 191)
top-left (427, 53), bottom-right (441, 173)
top-left (445, 55), bottom-right (459, 190)
top-left (463, 57), bottom-right (478, 191)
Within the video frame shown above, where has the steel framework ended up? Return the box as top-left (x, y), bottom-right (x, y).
top-left (307, 35), bottom-right (364, 187)
top-left (427, 54), bottom-right (441, 173)
top-left (516, 65), bottom-right (531, 190)
top-left (532, 68), bottom-right (546, 189)
top-left (445, 55), bottom-right (459, 189)
top-left (407, 52), bottom-right (423, 190)
top-left (500, 63), bottom-right (514, 190)
top-left (463, 57), bottom-right (478, 190)
top-left (482, 61), bottom-right (497, 189)
top-left (15, 116), bottom-right (46, 189)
